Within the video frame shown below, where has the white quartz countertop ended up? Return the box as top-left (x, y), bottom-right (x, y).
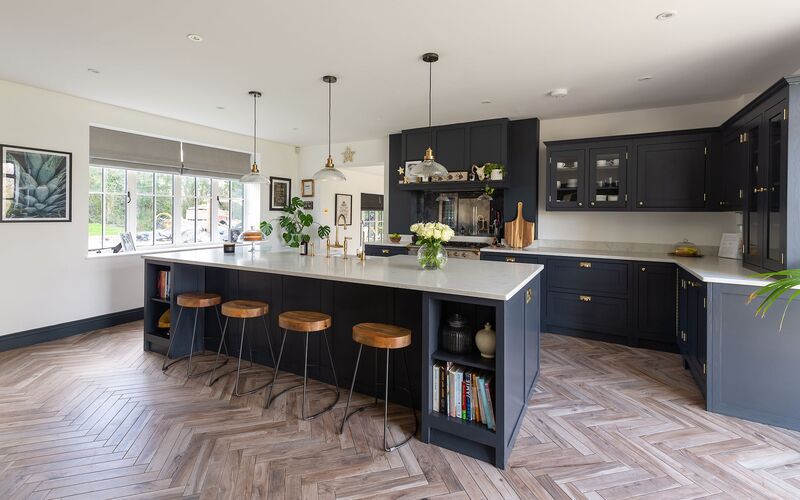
top-left (481, 246), bottom-right (771, 287)
top-left (144, 248), bottom-right (542, 301)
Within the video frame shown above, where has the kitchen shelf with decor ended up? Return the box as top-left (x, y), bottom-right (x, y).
top-left (398, 179), bottom-right (509, 192)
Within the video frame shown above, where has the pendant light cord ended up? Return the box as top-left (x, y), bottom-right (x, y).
top-left (428, 60), bottom-right (433, 147)
top-left (253, 93), bottom-right (257, 161)
top-left (328, 80), bottom-right (332, 159)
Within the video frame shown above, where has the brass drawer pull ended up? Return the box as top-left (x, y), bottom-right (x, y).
top-left (579, 295), bottom-right (592, 302)
top-left (641, 267), bottom-right (647, 272)
top-left (506, 256), bottom-right (516, 263)
top-left (381, 249), bottom-right (390, 255)
top-left (579, 261), bottom-right (592, 268)
top-left (525, 288), bottom-right (532, 304)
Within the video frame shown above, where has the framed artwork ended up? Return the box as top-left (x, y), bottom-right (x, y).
top-left (334, 193), bottom-right (352, 226)
top-left (301, 179), bottom-right (314, 197)
top-left (269, 176), bottom-right (291, 210)
top-left (120, 232), bottom-right (136, 252)
top-left (1, 145), bottom-right (72, 222)
top-left (302, 200), bottom-right (313, 210)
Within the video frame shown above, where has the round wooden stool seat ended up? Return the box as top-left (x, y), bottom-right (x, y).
top-left (177, 292), bottom-right (222, 308)
top-left (278, 311), bottom-right (332, 332)
top-left (352, 323), bottom-right (412, 350)
top-left (221, 300), bottom-right (270, 319)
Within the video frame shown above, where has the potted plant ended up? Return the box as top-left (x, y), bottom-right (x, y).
top-left (260, 196), bottom-right (330, 247)
top-left (747, 269), bottom-right (800, 330)
top-left (389, 233), bottom-right (402, 243)
top-left (483, 162), bottom-right (506, 181)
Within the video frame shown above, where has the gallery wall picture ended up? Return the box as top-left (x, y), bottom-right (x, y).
top-left (301, 179), bottom-right (314, 197)
top-left (269, 177), bottom-right (292, 210)
top-left (1, 145), bottom-right (72, 222)
top-left (334, 193), bottom-right (352, 226)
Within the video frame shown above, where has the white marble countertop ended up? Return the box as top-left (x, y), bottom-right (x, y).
top-left (144, 248), bottom-right (543, 301)
top-left (481, 246), bottom-right (770, 287)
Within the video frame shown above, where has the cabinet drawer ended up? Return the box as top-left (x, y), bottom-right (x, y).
top-left (546, 291), bottom-right (628, 336)
top-left (480, 252), bottom-right (539, 264)
top-left (365, 245), bottom-right (407, 257)
top-left (547, 257), bottom-right (629, 295)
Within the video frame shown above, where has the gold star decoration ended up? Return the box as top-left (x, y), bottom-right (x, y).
top-left (397, 166), bottom-right (405, 176)
top-left (341, 146), bottom-right (355, 163)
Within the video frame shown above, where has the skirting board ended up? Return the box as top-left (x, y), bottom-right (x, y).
top-left (0, 308), bottom-right (143, 352)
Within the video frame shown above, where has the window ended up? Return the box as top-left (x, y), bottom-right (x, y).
top-left (88, 167), bottom-right (245, 251)
top-left (216, 179), bottom-right (245, 242)
top-left (361, 209), bottom-right (384, 242)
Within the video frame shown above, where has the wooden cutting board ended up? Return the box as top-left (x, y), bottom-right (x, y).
top-left (504, 202), bottom-right (535, 248)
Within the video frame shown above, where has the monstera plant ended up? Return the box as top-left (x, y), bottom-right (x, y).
top-left (260, 196), bottom-right (330, 247)
top-left (748, 270), bottom-right (800, 330)
top-left (5, 151), bottom-right (67, 218)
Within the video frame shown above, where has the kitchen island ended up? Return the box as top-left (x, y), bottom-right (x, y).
top-left (143, 248), bottom-right (543, 468)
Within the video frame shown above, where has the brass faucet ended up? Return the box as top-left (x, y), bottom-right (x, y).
top-left (332, 213), bottom-right (347, 248)
top-left (343, 237), bottom-right (352, 259)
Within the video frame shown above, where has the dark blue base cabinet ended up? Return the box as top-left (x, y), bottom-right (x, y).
top-left (143, 261), bottom-right (541, 469)
top-left (482, 253), bottom-right (678, 353)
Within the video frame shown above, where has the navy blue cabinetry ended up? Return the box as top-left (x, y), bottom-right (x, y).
top-left (634, 262), bottom-right (678, 353)
top-left (678, 268), bottom-right (707, 397)
top-left (365, 245), bottom-right (408, 257)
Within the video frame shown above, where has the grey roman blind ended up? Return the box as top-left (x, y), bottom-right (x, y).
top-left (182, 143), bottom-right (251, 179)
top-left (89, 126), bottom-right (182, 173)
top-left (361, 193), bottom-right (384, 210)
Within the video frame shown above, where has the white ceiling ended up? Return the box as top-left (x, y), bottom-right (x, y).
top-left (3, 1), bottom-right (800, 146)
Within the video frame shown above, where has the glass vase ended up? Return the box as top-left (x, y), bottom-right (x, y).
top-left (417, 241), bottom-right (448, 270)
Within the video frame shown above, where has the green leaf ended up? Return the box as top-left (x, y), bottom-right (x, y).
top-left (317, 225), bottom-right (331, 239)
top-left (259, 221), bottom-right (273, 236)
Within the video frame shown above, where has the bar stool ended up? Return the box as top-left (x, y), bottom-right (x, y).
top-left (340, 323), bottom-right (418, 452)
top-left (265, 311), bottom-right (339, 420)
top-left (162, 292), bottom-right (228, 379)
top-left (208, 300), bottom-right (276, 396)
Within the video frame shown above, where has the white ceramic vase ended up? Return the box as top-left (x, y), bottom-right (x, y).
top-left (475, 322), bottom-right (496, 359)
top-left (490, 170), bottom-right (503, 180)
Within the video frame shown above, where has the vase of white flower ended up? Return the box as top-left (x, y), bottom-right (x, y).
top-left (411, 222), bottom-right (454, 270)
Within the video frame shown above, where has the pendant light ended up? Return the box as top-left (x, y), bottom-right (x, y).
top-left (313, 75), bottom-right (346, 181)
top-left (407, 52), bottom-right (448, 179)
top-left (240, 90), bottom-right (270, 184)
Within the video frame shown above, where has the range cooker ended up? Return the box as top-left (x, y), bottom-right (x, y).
top-left (407, 240), bottom-right (489, 260)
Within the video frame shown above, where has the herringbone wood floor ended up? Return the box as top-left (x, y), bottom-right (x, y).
top-left (2, 323), bottom-right (800, 499)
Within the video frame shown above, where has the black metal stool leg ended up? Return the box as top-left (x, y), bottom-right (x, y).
top-left (162, 305), bottom-right (184, 372)
top-left (261, 316), bottom-right (276, 366)
top-left (186, 308), bottom-right (199, 379)
top-left (383, 348), bottom-right (391, 451)
top-left (265, 329), bottom-right (301, 408)
top-left (214, 305), bottom-right (229, 358)
top-left (339, 344), bottom-right (363, 434)
top-left (207, 317), bottom-right (230, 386)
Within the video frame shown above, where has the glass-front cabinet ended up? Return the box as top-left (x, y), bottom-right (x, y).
top-left (588, 146), bottom-right (628, 209)
top-left (548, 149), bottom-right (585, 209)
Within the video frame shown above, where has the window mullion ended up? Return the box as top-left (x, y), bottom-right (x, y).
top-left (210, 181), bottom-right (219, 242)
top-left (126, 170), bottom-right (136, 236)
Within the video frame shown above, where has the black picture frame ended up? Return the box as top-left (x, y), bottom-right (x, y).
top-left (334, 193), bottom-right (352, 226)
top-left (269, 176), bottom-right (292, 211)
top-left (1, 144), bottom-right (72, 222)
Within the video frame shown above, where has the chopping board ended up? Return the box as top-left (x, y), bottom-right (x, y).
top-left (505, 202), bottom-right (535, 249)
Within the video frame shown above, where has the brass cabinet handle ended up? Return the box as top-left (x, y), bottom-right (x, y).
top-left (753, 187), bottom-right (768, 193)
top-left (641, 266), bottom-right (647, 272)
top-left (638, 201), bottom-right (644, 206)
top-left (525, 288), bottom-right (532, 304)
top-left (579, 295), bottom-right (592, 302)
top-left (381, 249), bottom-right (390, 254)
top-left (578, 202), bottom-right (583, 207)
top-left (505, 256), bottom-right (516, 263)
top-left (579, 261), bottom-right (592, 268)
top-left (590, 202), bottom-right (595, 206)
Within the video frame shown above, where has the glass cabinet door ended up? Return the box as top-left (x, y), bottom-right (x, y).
top-left (588, 146), bottom-right (628, 209)
top-left (765, 102), bottom-right (787, 270)
top-left (549, 150), bottom-right (585, 209)
top-left (743, 120), bottom-right (762, 267)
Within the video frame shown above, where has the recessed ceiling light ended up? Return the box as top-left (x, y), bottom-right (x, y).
top-left (655, 11), bottom-right (676, 21)
top-left (292, 127), bottom-right (299, 131)
top-left (548, 88), bottom-right (568, 98)
top-left (87, 68), bottom-right (100, 74)
top-left (638, 76), bottom-right (654, 81)
top-left (216, 106), bottom-right (225, 110)
top-left (481, 100), bottom-right (492, 104)
top-left (186, 33), bottom-right (203, 42)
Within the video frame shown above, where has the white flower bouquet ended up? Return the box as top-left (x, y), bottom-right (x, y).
top-left (411, 222), bottom-right (454, 269)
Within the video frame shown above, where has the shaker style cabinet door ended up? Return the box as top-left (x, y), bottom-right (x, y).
top-left (763, 100), bottom-right (788, 271)
top-left (587, 145), bottom-right (629, 209)
top-left (635, 263), bottom-right (677, 351)
top-left (635, 139), bottom-right (708, 210)
top-left (548, 149), bottom-right (586, 210)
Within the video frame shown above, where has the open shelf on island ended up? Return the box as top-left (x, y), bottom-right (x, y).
top-left (398, 179), bottom-right (508, 192)
top-left (144, 330), bottom-right (170, 346)
top-left (427, 411), bottom-right (496, 444)
top-left (432, 350), bottom-right (495, 371)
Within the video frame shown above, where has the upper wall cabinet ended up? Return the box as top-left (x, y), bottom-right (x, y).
top-left (716, 125), bottom-right (747, 211)
top-left (546, 130), bottom-right (715, 212)
top-left (401, 118), bottom-right (508, 171)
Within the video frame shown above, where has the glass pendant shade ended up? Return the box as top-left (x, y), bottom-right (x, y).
top-left (314, 156), bottom-right (347, 181)
top-left (313, 75), bottom-right (346, 182)
top-left (241, 90), bottom-right (270, 184)
top-left (477, 192), bottom-right (493, 201)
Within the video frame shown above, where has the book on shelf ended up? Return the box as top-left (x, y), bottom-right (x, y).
top-left (156, 270), bottom-right (171, 300)
top-left (434, 361), bottom-right (495, 430)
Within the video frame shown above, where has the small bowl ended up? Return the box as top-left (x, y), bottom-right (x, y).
top-left (389, 235), bottom-right (402, 243)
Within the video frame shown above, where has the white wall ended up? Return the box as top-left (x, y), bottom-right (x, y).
top-left (297, 139), bottom-right (386, 253)
top-left (537, 98), bottom-right (747, 246)
top-left (0, 79), bottom-right (299, 336)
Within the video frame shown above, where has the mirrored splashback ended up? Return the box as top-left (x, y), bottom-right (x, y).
top-left (418, 191), bottom-right (504, 236)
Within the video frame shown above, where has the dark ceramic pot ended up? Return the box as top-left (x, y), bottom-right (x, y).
top-left (440, 313), bottom-right (472, 355)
